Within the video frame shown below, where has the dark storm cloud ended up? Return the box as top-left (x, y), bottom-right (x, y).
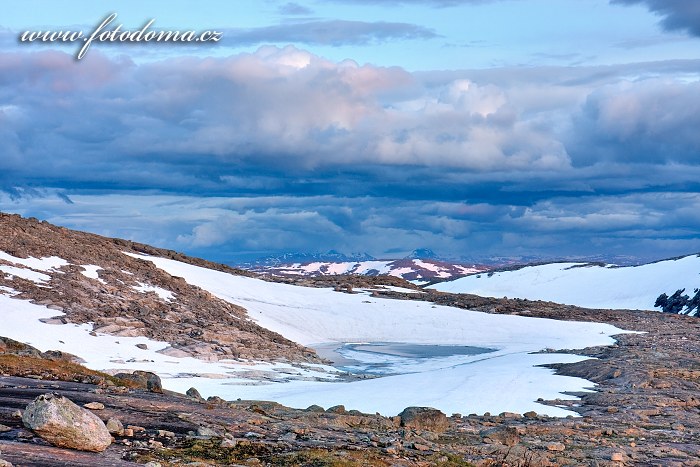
top-left (569, 78), bottom-right (700, 166)
top-left (612, 0), bottom-right (700, 37)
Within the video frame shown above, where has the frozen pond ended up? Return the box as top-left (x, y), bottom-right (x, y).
top-left (315, 342), bottom-right (496, 376)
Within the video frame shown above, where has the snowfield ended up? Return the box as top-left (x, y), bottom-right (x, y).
top-left (429, 255), bottom-right (700, 310)
top-left (0, 247), bottom-right (634, 417)
top-left (122, 253), bottom-right (630, 417)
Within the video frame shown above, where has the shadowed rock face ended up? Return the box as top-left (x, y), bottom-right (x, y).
top-left (22, 393), bottom-right (112, 452)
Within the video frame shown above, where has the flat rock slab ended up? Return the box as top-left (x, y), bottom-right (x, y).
top-left (0, 440), bottom-right (137, 467)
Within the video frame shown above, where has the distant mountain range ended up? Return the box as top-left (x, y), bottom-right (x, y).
top-left (243, 249), bottom-right (488, 282)
top-left (239, 248), bottom-right (649, 282)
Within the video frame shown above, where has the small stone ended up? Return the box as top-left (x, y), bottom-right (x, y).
top-left (480, 426), bottom-right (520, 446)
top-left (326, 405), bottom-right (346, 414)
top-left (106, 418), bottom-right (124, 435)
top-left (0, 424), bottom-right (11, 433)
top-left (413, 443), bottom-right (431, 451)
top-left (11, 410), bottom-right (22, 419)
top-left (221, 438), bottom-right (237, 448)
top-left (547, 442), bottom-right (566, 452)
top-left (523, 411), bottom-right (538, 419)
top-left (136, 343), bottom-right (148, 350)
top-left (0, 459), bottom-right (13, 467)
top-left (305, 405), bottom-right (325, 412)
top-left (144, 462), bottom-right (162, 467)
top-left (186, 387), bottom-right (203, 400)
top-left (197, 426), bottom-right (221, 437)
top-left (611, 452), bottom-right (625, 462)
top-left (16, 429), bottom-right (33, 439)
top-left (606, 406), bottom-right (619, 414)
top-left (123, 428), bottom-right (134, 437)
top-left (83, 402), bottom-right (105, 410)
top-left (148, 439), bottom-right (164, 449)
top-left (383, 446), bottom-right (400, 455)
top-left (157, 430), bottom-right (175, 438)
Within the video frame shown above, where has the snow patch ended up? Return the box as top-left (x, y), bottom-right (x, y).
top-left (0, 251), bottom-right (69, 272)
top-left (0, 285), bottom-right (18, 296)
top-left (133, 282), bottom-right (175, 302)
top-left (0, 265), bottom-right (52, 284)
top-left (81, 265), bottom-right (106, 284)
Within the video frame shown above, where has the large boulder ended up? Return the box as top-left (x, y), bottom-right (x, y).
top-left (114, 370), bottom-right (163, 393)
top-left (398, 407), bottom-right (449, 433)
top-left (22, 393), bottom-right (112, 452)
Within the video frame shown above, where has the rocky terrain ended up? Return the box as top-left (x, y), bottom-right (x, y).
top-left (3, 212), bottom-right (700, 465)
top-left (0, 213), bottom-right (319, 364)
top-left (2, 299), bottom-right (700, 466)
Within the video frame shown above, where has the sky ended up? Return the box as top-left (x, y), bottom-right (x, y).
top-left (1, 0), bottom-right (699, 264)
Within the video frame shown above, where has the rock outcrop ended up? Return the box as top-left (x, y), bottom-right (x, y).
top-left (398, 407), bottom-right (449, 433)
top-left (113, 371), bottom-right (163, 393)
top-left (22, 393), bottom-right (112, 452)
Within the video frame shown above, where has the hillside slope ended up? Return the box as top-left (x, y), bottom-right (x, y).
top-left (0, 213), bottom-right (318, 363)
top-left (429, 255), bottom-right (700, 311)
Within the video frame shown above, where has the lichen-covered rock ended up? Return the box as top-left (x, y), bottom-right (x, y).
top-left (22, 393), bottom-right (112, 452)
top-left (398, 407), bottom-right (449, 433)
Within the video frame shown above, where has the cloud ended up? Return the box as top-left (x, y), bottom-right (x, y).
top-left (220, 20), bottom-right (438, 46)
top-left (2, 46), bottom-right (700, 263)
top-left (4, 189), bottom-right (700, 264)
top-left (278, 3), bottom-right (315, 16)
top-left (570, 78), bottom-right (700, 165)
top-left (329, 0), bottom-right (517, 6)
top-left (611, 0), bottom-right (700, 37)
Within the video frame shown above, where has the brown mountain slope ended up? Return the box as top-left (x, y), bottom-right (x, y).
top-left (0, 212), bottom-right (320, 363)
